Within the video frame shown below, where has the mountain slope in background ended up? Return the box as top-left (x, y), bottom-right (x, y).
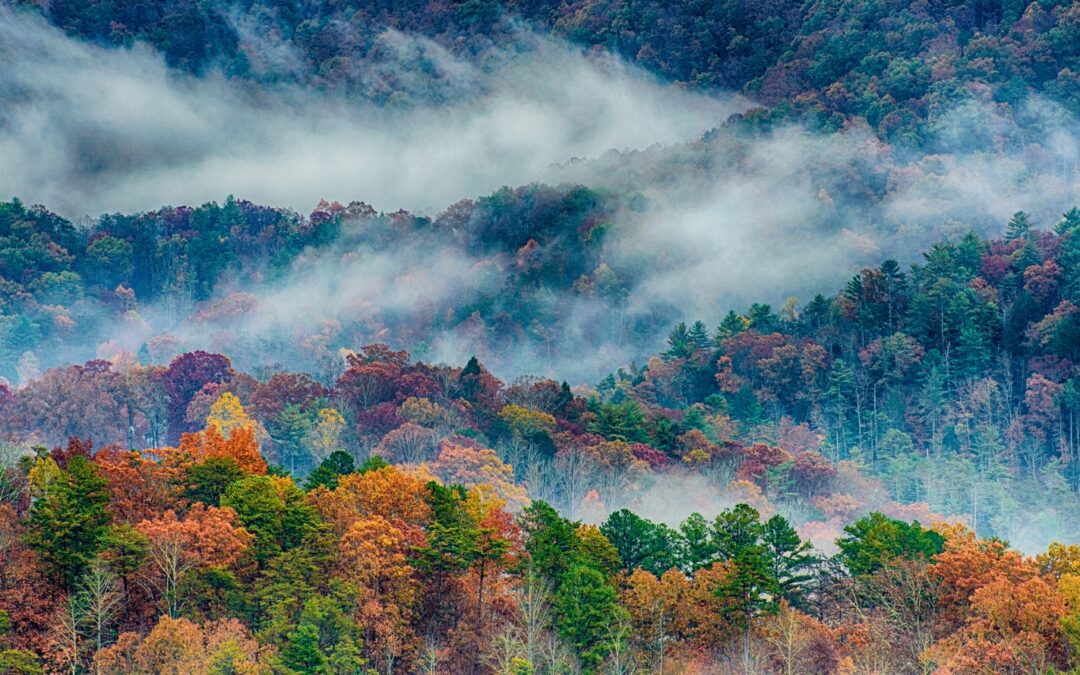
top-left (13, 0), bottom-right (1080, 138)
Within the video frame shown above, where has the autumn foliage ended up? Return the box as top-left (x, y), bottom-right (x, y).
top-left (0, 363), bottom-right (1079, 674)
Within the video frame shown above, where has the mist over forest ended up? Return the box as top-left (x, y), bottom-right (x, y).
top-left (2, 1), bottom-right (1080, 673)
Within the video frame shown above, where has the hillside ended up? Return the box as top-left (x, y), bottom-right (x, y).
top-left (0, 276), bottom-right (1079, 669)
top-left (3, 0), bottom-right (1080, 672)
top-left (14, 0), bottom-right (1080, 138)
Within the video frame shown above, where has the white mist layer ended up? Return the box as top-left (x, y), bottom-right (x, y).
top-left (0, 10), bottom-right (745, 218)
top-left (3, 8), bottom-right (1080, 388)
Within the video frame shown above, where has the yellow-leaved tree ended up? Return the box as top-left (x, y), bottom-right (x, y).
top-left (206, 392), bottom-right (255, 438)
top-left (305, 407), bottom-right (346, 465)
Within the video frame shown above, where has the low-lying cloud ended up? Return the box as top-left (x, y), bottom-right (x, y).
top-left (4, 8), bottom-right (1080, 384)
top-left (0, 9), bottom-right (743, 218)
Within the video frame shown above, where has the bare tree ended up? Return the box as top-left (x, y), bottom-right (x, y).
top-left (635, 587), bottom-right (673, 674)
top-left (515, 571), bottom-right (553, 667)
top-left (510, 571), bottom-right (578, 674)
top-left (373, 423), bottom-right (437, 464)
top-left (522, 456), bottom-right (557, 505)
top-left (505, 376), bottom-right (565, 414)
top-left (56, 595), bottom-right (86, 675)
top-left (554, 448), bottom-right (592, 518)
top-left (542, 633), bottom-right (579, 675)
top-left (0, 441), bottom-right (32, 505)
top-left (842, 558), bottom-right (939, 674)
top-left (80, 561), bottom-right (124, 654)
top-left (416, 638), bottom-right (442, 675)
top-left (498, 434), bottom-right (532, 472)
top-left (141, 532), bottom-right (193, 618)
top-left (601, 613), bottom-right (639, 675)
top-left (483, 625), bottom-right (526, 674)
top-left (760, 602), bottom-right (819, 675)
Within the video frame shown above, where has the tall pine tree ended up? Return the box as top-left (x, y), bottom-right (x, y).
top-left (1005, 211), bottom-right (1033, 242)
top-left (25, 455), bottom-right (112, 588)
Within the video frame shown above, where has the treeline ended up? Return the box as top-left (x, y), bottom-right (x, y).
top-left (3, 207), bottom-right (1080, 547)
top-left (0, 343), bottom-right (922, 542)
top-left (0, 187), bottom-right (651, 380)
top-left (604, 208), bottom-right (1080, 547)
top-left (3, 396), bottom-right (1080, 673)
top-left (15, 0), bottom-right (1080, 136)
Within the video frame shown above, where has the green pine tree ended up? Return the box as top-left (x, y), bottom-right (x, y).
top-left (304, 451), bottom-right (355, 491)
top-left (281, 623), bottom-right (325, 673)
top-left (687, 320), bottom-right (712, 352)
top-left (521, 501), bottom-right (581, 586)
top-left (414, 483), bottom-right (480, 577)
top-left (730, 384), bottom-right (763, 426)
top-left (458, 356), bottom-right (484, 401)
top-left (955, 323), bottom-right (991, 379)
top-left (836, 512), bottom-right (945, 576)
top-left (0, 650), bottom-right (43, 675)
top-left (746, 303), bottom-right (777, 332)
top-left (1056, 207), bottom-right (1080, 236)
top-left (712, 503), bottom-right (763, 561)
top-left (663, 322), bottom-right (691, 361)
top-left (554, 565), bottom-right (621, 672)
top-left (676, 513), bottom-right (718, 572)
top-left (760, 515), bottom-right (817, 607)
top-left (710, 503), bottom-right (783, 671)
top-left (25, 455), bottom-right (112, 588)
top-left (600, 510), bottom-right (677, 576)
top-left (715, 310), bottom-right (748, 343)
top-left (272, 404), bottom-right (313, 475)
top-left (1005, 211), bottom-right (1033, 242)
top-left (183, 456), bottom-right (245, 506)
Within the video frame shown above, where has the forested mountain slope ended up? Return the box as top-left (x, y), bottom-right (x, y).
top-left (3, 0), bottom-right (1080, 672)
top-left (1, 269), bottom-right (1079, 670)
top-left (13, 0), bottom-right (1080, 137)
top-left (3, 208), bottom-right (1080, 549)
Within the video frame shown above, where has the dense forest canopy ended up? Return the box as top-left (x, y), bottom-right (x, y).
top-left (3, 0), bottom-right (1080, 672)
top-left (0, 215), bottom-right (1079, 671)
top-left (11, 0), bottom-right (1080, 139)
top-left (5, 202), bottom-right (1080, 540)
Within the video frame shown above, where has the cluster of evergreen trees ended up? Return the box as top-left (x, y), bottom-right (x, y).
top-left (601, 208), bottom-right (1080, 545)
